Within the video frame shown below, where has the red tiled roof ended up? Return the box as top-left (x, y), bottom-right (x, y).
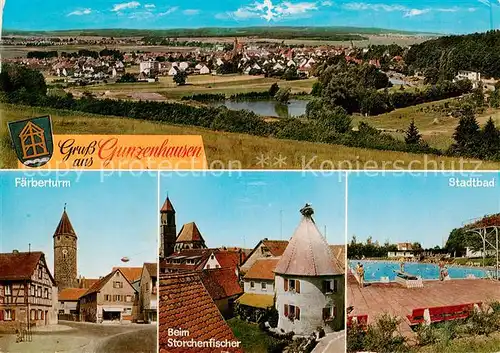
top-left (112, 267), bottom-right (143, 283)
top-left (83, 271), bottom-right (115, 296)
top-left (159, 273), bottom-right (243, 353)
top-left (215, 251), bottom-right (245, 269)
top-left (262, 240), bottom-right (288, 256)
top-left (78, 278), bottom-right (99, 289)
top-left (83, 268), bottom-right (135, 297)
top-left (176, 222), bottom-right (205, 243)
top-left (244, 258), bottom-right (279, 281)
top-left (275, 206), bottom-right (344, 276)
top-left (59, 288), bottom-right (87, 301)
top-left (53, 210), bottom-right (77, 237)
top-left (200, 268), bottom-right (242, 301)
top-left (160, 197), bottom-right (175, 213)
top-left (0, 252), bottom-right (54, 283)
top-left (161, 248), bottom-right (213, 272)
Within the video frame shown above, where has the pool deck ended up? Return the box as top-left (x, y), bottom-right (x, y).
top-left (347, 272), bottom-right (500, 336)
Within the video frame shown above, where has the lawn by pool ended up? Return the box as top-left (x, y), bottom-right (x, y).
top-left (349, 260), bottom-right (490, 282)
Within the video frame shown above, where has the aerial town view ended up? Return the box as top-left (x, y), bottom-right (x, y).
top-left (346, 172), bottom-right (500, 353)
top-left (158, 171), bottom-right (346, 352)
top-left (2, 1), bottom-right (500, 169)
top-left (0, 171), bottom-right (158, 353)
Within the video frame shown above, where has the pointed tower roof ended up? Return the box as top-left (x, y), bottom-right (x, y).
top-left (274, 204), bottom-right (343, 277)
top-left (176, 222), bottom-right (204, 243)
top-left (53, 208), bottom-right (77, 238)
top-left (160, 197), bottom-right (175, 213)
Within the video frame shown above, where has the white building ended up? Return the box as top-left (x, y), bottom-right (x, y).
top-left (140, 60), bottom-right (160, 76)
top-left (168, 67), bottom-right (178, 76)
top-left (274, 205), bottom-right (344, 334)
top-left (199, 65), bottom-right (210, 75)
top-left (465, 247), bottom-right (496, 258)
top-left (455, 70), bottom-right (482, 88)
top-left (456, 70), bottom-right (481, 82)
top-left (388, 243), bottom-right (416, 258)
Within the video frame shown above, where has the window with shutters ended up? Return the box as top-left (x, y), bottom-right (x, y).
top-left (323, 280), bottom-right (337, 294)
top-left (322, 306), bottom-right (336, 321)
top-left (4, 309), bottom-right (12, 320)
top-left (285, 304), bottom-right (301, 321)
top-left (5, 285), bottom-right (11, 296)
top-left (285, 279), bottom-right (300, 293)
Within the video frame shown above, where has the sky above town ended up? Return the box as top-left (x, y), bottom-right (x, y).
top-left (2, 0), bottom-right (498, 34)
top-left (160, 171), bottom-right (346, 249)
top-left (348, 172), bottom-right (500, 249)
top-left (0, 171), bottom-right (158, 278)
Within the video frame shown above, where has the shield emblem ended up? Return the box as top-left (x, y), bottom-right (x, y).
top-left (8, 115), bottom-right (54, 168)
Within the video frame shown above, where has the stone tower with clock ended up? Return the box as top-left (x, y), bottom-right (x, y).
top-left (53, 206), bottom-right (78, 290)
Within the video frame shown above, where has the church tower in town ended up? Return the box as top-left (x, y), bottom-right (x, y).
top-left (53, 206), bottom-right (78, 290)
top-left (160, 197), bottom-right (177, 259)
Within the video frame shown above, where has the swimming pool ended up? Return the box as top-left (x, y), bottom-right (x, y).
top-left (349, 260), bottom-right (489, 282)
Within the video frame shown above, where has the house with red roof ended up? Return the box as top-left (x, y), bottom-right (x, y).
top-left (58, 288), bottom-right (87, 319)
top-left (79, 268), bottom-right (137, 323)
top-left (236, 258), bottom-right (279, 317)
top-left (159, 272), bottom-right (243, 353)
top-left (0, 251), bottom-right (58, 330)
top-left (200, 268), bottom-right (243, 318)
top-left (240, 239), bottom-right (289, 274)
top-left (274, 204), bottom-right (345, 334)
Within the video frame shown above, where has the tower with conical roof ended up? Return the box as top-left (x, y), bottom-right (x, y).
top-left (274, 204), bottom-right (345, 334)
top-left (53, 205), bottom-right (78, 290)
top-left (160, 196), bottom-right (176, 259)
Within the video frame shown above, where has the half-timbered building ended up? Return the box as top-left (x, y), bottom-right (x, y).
top-left (0, 251), bottom-right (58, 331)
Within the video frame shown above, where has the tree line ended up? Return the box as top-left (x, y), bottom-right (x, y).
top-left (1, 64), bottom-right (498, 161)
top-left (311, 61), bottom-right (473, 115)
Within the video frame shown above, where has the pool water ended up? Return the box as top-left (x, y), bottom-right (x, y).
top-left (349, 260), bottom-right (489, 282)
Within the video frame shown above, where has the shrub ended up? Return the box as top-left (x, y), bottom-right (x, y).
top-left (364, 314), bottom-right (408, 353)
top-left (415, 324), bottom-right (439, 346)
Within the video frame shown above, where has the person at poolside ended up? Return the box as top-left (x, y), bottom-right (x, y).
top-left (438, 260), bottom-right (445, 281)
top-left (400, 260), bottom-right (405, 273)
top-left (358, 264), bottom-right (365, 288)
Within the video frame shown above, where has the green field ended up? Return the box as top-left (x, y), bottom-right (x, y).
top-left (227, 318), bottom-right (281, 353)
top-left (2, 103), bottom-right (498, 170)
top-left (353, 99), bottom-right (500, 150)
top-left (70, 75), bottom-right (316, 100)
